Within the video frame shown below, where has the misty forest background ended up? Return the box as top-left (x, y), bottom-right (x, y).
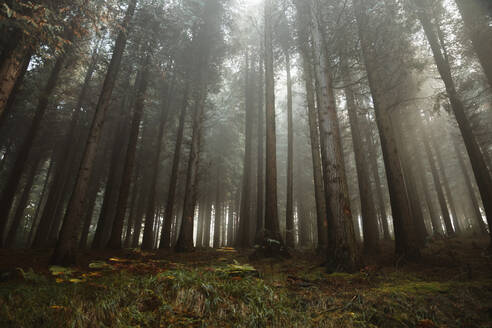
top-left (0, 0), bottom-right (492, 327)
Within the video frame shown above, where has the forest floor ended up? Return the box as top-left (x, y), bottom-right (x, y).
top-left (1, 236), bottom-right (492, 327)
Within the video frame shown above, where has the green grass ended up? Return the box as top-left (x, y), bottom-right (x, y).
top-left (1, 251), bottom-right (492, 327)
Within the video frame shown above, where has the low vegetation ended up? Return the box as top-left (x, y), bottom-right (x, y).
top-left (1, 237), bottom-right (491, 327)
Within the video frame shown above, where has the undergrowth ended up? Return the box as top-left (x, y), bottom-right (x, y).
top-left (1, 243), bottom-right (492, 327)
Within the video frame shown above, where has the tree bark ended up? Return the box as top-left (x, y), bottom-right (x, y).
top-left (0, 35), bottom-right (33, 118)
top-left (159, 82), bottom-right (190, 249)
top-left (414, 0), bottom-right (492, 245)
top-left (203, 199), bottom-right (212, 248)
top-left (52, 0), bottom-right (137, 265)
top-left (344, 69), bottom-right (379, 252)
top-left (27, 157), bottom-right (53, 247)
top-left (354, 0), bottom-right (420, 259)
top-left (311, 0), bottom-right (359, 270)
top-left (363, 118), bottom-right (390, 240)
top-left (262, 0), bottom-right (283, 248)
top-left (454, 0), bottom-right (492, 88)
top-left (238, 51), bottom-right (253, 248)
top-left (0, 48), bottom-right (70, 245)
top-left (108, 53), bottom-right (152, 249)
top-left (255, 47), bottom-right (265, 245)
top-left (214, 169), bottom-right (222, 248)
top-left (294, 0), bottom-right (328, 249)
top-left (91, 120), bottom-right (127, 249)
top-left (32, 44), bottom-right (99, 248)
top-left (452, 135), bottom-right (487, 234)
top-left (285, 51), bottom-right (295, 248)
top-left (4, 154), bottom-right (42, 248)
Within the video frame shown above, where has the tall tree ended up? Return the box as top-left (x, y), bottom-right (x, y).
top-left (413, 0), bottom-right (492, 244)
top-left (343, 67), bottom-right (379, 252)
top-left (0, 38), bottom-right (72, 245)
top-left (159, 81), bottom-right (190, 249)
top-left (108, 51), bottom-right (152, 249)
top-left (354, 0), bottom-right (421, 259)
top-left (238, 51), bottom-right (253, 248)
top-left (454, 0), bottom-right (492, 88)
top-left (310, 0), bottom-right (359, 270)
top-left (52, 0), bottom-right (138, 265)
top-left (262, 0), bottom-right (283, 250)
top-left (294, 0), bottom-right (328, 249)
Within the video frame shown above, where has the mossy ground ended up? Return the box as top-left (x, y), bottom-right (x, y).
top-left (1, 236), bottom-right (491, 327)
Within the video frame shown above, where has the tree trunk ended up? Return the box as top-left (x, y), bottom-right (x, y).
top-left (0, 49), bottom-right (32, 130)
top-left (432, 135), bottom-right (460, 234)
top-left (196, 202), bottom-right (205, 247)
top-left (364, 119), bottom-right (390, 240)
top-left (78, 168), bottom-right (103, 249)
top-left (454, 0), bottom-right (492, 88)
top-left (4, 154), bottom-right (42, 248)
top-left (91, 121), bottom-right (127, 249)
top-left (410, 124), bottom-right (443, 235)
top-left (395, 113), bottom-right (428, 245)
top-left (238, 52), bottom-right (253, 248)
top-left (452, 136), bottom-right (487, 234)
top-left (213, 171), bottom-right (222, 248)
top-left (294, 0), bottom-right (328, 249)
top-left (262, 0), bottom-right (283, 248)
top-left (203, 199), bottom-right (212, 248)
top-left (0, 35), bottom-right (33, 118)
top-left (311, 1), bottom-right (359, 270)
top-left (32, 44), bottom-right (99, 248)
top-left (175, 98), bottom-right (205, 252)
top-left (285, 51), bottom-right (295, 248)
top-left (27, 157), bottom-right (53, 247)
top-left (255, 47), bottom-right (265, 245)
top-left (0, 49), bottom-right (69, 244)
top-left (420, 125), bottom-right (453, 235)
top-left (354, 0), bottom-right (420, 259)
top-left (175, 79), bottom-right (207, 252)
top-left (52, 0), bottom-right (137, 265)
top-left (344, 69), bottom-right (379, 252)
top-left (159, 82), bottom-right (189, 249)
top-left (108, 54), bottom-right (152, 249)
top-left (414, 0), bottom-right (492, 246)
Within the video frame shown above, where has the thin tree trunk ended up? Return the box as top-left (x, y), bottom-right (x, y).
top-left (0, 49), bottom-right (70, 244)
top-left (395, 113), bottom-right (428, 245)
top-left (432, 135), bottom-right (460, 234)
top-left (294, 0), bottom-right (328, 248)
top-left (452, 136), bottom-right (487, 234)
top-left (238, 52), bottom-right (253, 248)
top-left (159, 82), bottom-right (190, 249)
top-left (27, 157), bottom-right (53, 247)
top-left (91, 121), bottom-right (127, 249)
top-left (364, 118), bottom-right (390, 240)
top-left (454, 0), bottom-right (492, 88)
top-left (214, 168), bottom-right (222, 248)
top-left (109, 54), bottom-right (152, 249)
top-left (5, 154), bottom-right (42, 248)
top-left (344, 69), bottom-right (379, 252)
top-left (255, 49), bottom-right (265, 245)
top-left (285, 51), bottom-right (295, 248)
top-left (203, 199), bottom-right (212, 248)
top-left (414, 0), bottom-right (492, 245)
top-left (175, 90), bottom-right (207, 252)
top-left (52, 0), bottom-right (137, 264)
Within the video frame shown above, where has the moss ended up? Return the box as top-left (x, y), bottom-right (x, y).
top-left (378, 280), bottom-right (450, 295)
